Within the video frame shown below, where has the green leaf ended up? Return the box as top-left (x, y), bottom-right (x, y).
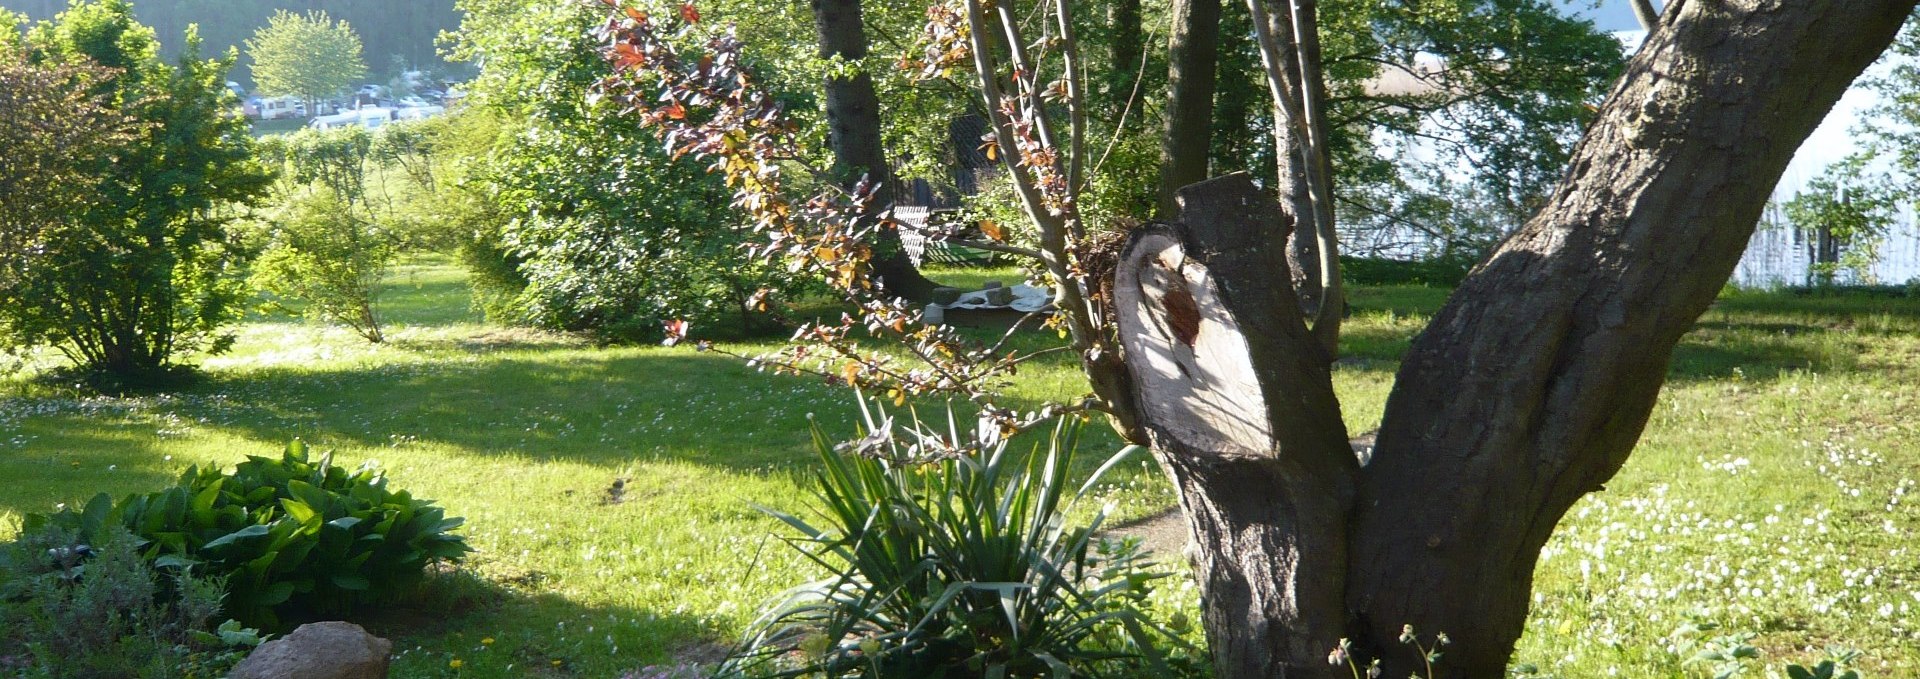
top-left (330, 574), bottom-right (371, 591)
top-left (203, 524), bottom-right (272, 551)
top-left (259, 581), bottom-right (296, 606)
top-left (281, 498), bottom-right (317, 526)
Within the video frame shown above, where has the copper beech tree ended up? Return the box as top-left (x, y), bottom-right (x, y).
top-left (595, 0), bottom-right (1918, 676)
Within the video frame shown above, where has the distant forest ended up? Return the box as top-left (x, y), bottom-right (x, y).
top-left (3, 0), bottom-right (464, 85)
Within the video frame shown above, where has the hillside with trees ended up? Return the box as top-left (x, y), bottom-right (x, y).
top-left (1, 0), bottom-right (459, 82)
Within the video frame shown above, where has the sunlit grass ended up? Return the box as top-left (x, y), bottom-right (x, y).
top-left (2, 264), bottom-right (1916, 676)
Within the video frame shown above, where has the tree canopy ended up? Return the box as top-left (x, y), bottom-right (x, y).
top-left (245, 9), bottom-right (365, 104)
top-left (7, 0), bottom-right (458, 85)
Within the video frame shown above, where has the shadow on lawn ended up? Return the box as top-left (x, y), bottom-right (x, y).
top-left (1323, 315), bottom-right (1861, 386)
top-left (186, 350), bottom-right (854, 471)
top-left (356, 565), bottom-right (734, 677)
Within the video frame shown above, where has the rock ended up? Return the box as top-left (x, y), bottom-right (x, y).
top-left (229, 621), bottom-right (392, 679)
top-left (930, 287), bottom-right (964, 306)
top-left (982, 286), bottom-right (1015, 306)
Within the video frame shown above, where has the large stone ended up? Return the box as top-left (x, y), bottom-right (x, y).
top-left (229, 621), bottom-right (392, 679)
top-left (929, 287), bottom-right (964, 306)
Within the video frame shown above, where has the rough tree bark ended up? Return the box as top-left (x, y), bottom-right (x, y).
top-left (1116, 0), bottom-right (1918, 677)
top-left (810, 0), bottom-right (937, 301)
top-left (1156, 0), bottom-right (1222, 218)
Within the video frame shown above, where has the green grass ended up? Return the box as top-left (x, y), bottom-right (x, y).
top-left (250, 118), bottom-right (308, 137)
top-left (2, 266), bottom-right (1917, 677)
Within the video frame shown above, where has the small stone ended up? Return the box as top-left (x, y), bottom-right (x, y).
top-left (930, 287), bottom-right (964, 305)
top-left (229, 621), bottom-right (392, 679)
top-left (982, 286), bottom-right (1015, 306)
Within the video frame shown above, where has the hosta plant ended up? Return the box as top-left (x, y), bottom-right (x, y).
top-left (730, 402), bottom-right (1198, 678)
top-left (25, 440), bottom-right (472, 628)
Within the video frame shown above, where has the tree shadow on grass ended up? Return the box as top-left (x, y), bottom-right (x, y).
top-left (353, 564), bottom-right (737, 678)
top-left (183, 350), bottom-right (856, 472)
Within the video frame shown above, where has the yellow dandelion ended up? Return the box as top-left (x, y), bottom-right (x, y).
top-left (481, 637), bottom-right (495, 646)
top-left (449, 659), bottom-right (464, 669)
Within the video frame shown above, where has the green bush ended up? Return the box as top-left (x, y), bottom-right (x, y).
top-left (26, 441), bottom-right (472, 629)
top-left (0, 1), bottom-right (274, 388)
top-left (728, 409), bottom-right (1198, 678)
top-left (0, 524), bottom-right (263, 678)
top-left (1338, 255), bottom-right (1474, 287)
top-left (251, 190), bottom-right (397, 343)
top-left (450, 0), bottom-right (795, 342)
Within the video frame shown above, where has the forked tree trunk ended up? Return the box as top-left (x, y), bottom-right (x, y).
top-left (810, 0), bottom-right (937, 301)
top-left (1116, 1), bottom-right (1917, 677)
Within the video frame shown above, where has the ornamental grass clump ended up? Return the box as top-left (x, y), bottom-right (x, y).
top-left (729, 401), bottom-right (1197, 678)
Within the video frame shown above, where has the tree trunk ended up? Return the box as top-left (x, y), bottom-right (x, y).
top-left (1107, 0), bottom-right (1143, 113)
top-left (1156, 0), bottom-right (1221, 218)
top-left (1116, 176), bottom-right (1355, 677)
top-left (1115, 1), bottom-right (1917, 678)
top-left (1348, 0), bottom-right (1915, 675)
top-left (1248, 0), bottom-right (1341, 355)
top-left (810, 0), bottom-right (937, 301)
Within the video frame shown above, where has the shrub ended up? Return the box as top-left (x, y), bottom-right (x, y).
top-left (0, 1), bottom-right (274, 387)
top-left (251, 190), bottom-right (397, 343)
top-left (727, 407), bottom-right (1197, 678)
top-left (251, 126), bottom-right (402, 343)
top-left (0, 524), bottom-right (263, 678)
top-left (26, 441), bottom-right (472, 629)
top-left (1338, 255), bottom-right (1473, 287)
top-left (449, 0), bottom-right (795, 342)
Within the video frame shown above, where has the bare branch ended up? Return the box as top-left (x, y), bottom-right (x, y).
top-left (1054, 0), bottom-right (1088, 242)
top-left (1630, 0), bottom-right (1662, 32)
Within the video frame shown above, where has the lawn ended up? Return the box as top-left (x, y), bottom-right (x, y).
top-left (2, 261), bottom-right (1917, 677)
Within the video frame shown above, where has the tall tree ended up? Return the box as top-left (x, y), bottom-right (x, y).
top-left (1106, 0), bottom-right (1143, 110)
top-left (600, 0), bottom-right (1916, 675)
top-left (245, 9), bottom-right (365, 113)
top-left (810, 0), bottom-right (938, 300)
